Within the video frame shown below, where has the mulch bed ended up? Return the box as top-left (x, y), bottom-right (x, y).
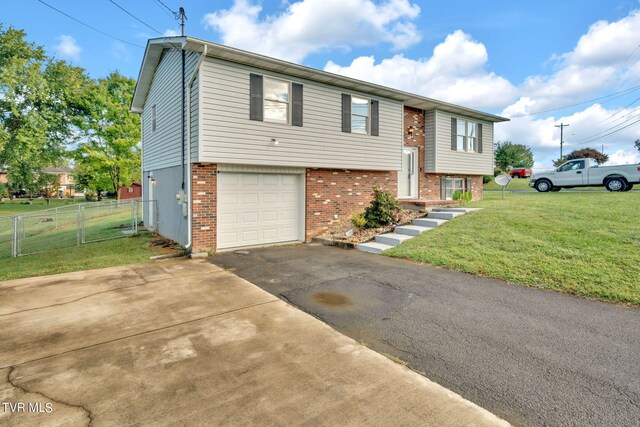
top-left (315, 210), bottom-right (427, 247)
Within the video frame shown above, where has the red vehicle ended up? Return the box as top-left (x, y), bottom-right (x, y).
top-left (509, 168), bottom-right (532, 178)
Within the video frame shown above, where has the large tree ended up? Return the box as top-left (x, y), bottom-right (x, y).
top-left (494, 141), bottom-right (534, 171)
top-left (0, 24), bottom-right (91, 193)
top-left (74, 72), bottom-right (141, 198)
top-left (635, 139), bottom-right (639, 153)
top-left (553, 147), bottom-right (609, 167)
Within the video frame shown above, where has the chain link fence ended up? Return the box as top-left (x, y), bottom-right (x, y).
top-left (0, 200), bottom-right (157, 258)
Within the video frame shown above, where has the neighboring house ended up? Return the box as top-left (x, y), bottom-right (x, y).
top-left (0, 170), bottom-right (7, 185)
top-left (43, 167), bottom-right (76, 197)
top-left (119, 182), bottom-right (142, 200)
top-left (131, 36), bottom-right (508, 254)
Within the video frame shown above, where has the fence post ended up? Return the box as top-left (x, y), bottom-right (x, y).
top-left (133, 200), bottom-right (139, 234)
top-left (81, 206), bottom-right (86, 244)
top-left (76, 210), bottom-right (81, 246)
top-left (12, 216), bottom-right (18, 257)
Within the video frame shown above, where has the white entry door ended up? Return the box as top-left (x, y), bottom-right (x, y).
top-left (217, 173), bottom-right (302, 250)
top-left (398, 147), bottom-right (418, 199)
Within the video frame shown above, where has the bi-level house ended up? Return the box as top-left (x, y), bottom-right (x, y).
top-left (131, 36), bottom-right (508, 254)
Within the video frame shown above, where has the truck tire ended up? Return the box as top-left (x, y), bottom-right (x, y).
top-left (535, 179), bottom-right (552, 192)
top-left (623, 184), bottom-right (634, 192)
top-left (605, 177), bottom-right (627, 192)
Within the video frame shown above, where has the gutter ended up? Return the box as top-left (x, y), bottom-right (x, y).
top-left (185, 44), bottom-right (208, 251)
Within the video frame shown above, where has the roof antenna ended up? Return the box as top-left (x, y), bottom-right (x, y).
top-left (179, 7), bottom-right (187, 36)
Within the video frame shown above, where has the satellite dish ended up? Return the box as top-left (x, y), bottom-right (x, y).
top-left (495, 174), bottom-right (512, 186)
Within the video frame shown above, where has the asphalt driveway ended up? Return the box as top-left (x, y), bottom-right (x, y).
top-left (0, 259), bottom-right (507, 426)
top-left (210, 244), bottom-right (640, 427)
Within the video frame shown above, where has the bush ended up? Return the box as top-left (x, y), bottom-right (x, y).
top-left (493, 168), bottom-right (502, 177)
top-left (364, 186), bottom-right (402, 228)
top-left (84, 189), bottom-right (97, 201)
top-left (351, 211), bottom-right (367, 229)
top-left (453, 191), bottom-right (473, 202)
top-left (0, 184), bottom-right (9, 199)
top-left (483, 175), bottom-right (493, 184)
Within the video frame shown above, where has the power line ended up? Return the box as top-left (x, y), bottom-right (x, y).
top-left (593, 96), bottom-right (640, 127)
top-left (510, 84), bottom-right (640, 118)
top-left (107, 0), bottom-right (163, 36)
top-left (36, 0), bottom-right (145, 49)
top-left (576, 118), bottom-right (640, 145)
top-left (152, 0), bottom-right (180, 19)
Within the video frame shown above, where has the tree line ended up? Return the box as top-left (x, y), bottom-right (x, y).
top-left (0, 24), bottom-right (140, 200)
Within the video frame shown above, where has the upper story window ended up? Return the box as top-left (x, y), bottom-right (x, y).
top-left (451, 117), bottom-right (483, 153)
top-left (249, 73), bottom-right (303, 127)
top-left (341, 93), bottom-right (379, 136)
top-left (456, 119), bottom-right (477, 152)
top-left (351, 96), bottom-right (369, 134)
top-left (151, 104), bottom-right (157, 132)
top-left (264, 77), bottom-right (290, 123)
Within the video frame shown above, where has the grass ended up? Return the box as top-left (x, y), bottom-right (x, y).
top-left (0, 233), bottom-right (157, 281)
top-left (0, 198), bottom-right (86, 216)
top-left (484, 177), bottom-right (609, 191)
top-left (385, 191), bottom-right (640, 305)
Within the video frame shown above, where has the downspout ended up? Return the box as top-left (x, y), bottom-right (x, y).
top-left (181, 49), bottom-right (186, 190)
top-left (185, 44), bottom-right (207, 251)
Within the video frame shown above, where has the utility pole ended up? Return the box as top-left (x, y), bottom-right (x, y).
top-left (555, 123), bottom-right (569, 159)
top-left (179, 7), bottom-right (187, 36)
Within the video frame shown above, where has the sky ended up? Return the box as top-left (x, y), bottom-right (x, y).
top-left (4, 0), bottom-right (640, 170)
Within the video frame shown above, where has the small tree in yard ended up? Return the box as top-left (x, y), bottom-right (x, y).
top-left (36, 173), bottom-right (60, 204)
top-left (494, 141), bottom-right (534, 171)
top-left (363, 186), bottom-right (401, 228)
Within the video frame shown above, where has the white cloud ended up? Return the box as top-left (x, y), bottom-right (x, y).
top-left (203, 0), bottom-right (421, 63)
top-left (55, 35), bottom-right (81, 61)
top-left (111, 42), bottom-right (132, 62)
top-left (163, 29), bottom-right (180, 37)
top-left (324, 30), bottom-right (517, 109)
top-left (509, 10), bottom-right (640, 115)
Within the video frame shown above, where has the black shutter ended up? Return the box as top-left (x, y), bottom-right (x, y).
top-left (440, 177), bottom-right (447, 200)
top-left (341, 93), bottom-right (351, 133)
top-left (451, 117), bottom-right (457, 150)
top-left (370, 99), bottom-right (379, 136)
top-left (249, 73), bottom-right (263, 121)
top-left (477, 123), bottom-right (483, 153)
top-left (466, 177), bottom-right (473, 193)
top-left (292, 83), bottom-right (303, 127)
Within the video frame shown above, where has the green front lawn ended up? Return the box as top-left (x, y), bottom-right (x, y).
top-left (386, 191), bottom-right (640, 305)
top-left (0, 233), bottom-right (157, 281)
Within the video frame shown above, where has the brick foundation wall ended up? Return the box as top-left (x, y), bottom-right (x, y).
top-left (191, 163), bottom-right (217, 253)
top-left (403, 106), bottom-right (483, 201)
top-left (305, 169), bottom-right (397, 239)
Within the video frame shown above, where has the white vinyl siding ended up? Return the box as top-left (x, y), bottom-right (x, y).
top-left (426, 109), bottom-right (493, 175)
top-left (198, 57), bottom-right (402, 171)
top-left (142, 49), bottom-right (199, 171)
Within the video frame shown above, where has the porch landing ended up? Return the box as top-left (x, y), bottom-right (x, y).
top-left (400, 199), bottom-right (463, 210)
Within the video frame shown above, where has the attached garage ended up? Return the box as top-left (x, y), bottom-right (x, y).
top-left (216, 170), bottom-right (304, 250)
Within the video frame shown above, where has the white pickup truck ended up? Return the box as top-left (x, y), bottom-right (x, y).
top-left (530, 158), bottom-right (640, 192)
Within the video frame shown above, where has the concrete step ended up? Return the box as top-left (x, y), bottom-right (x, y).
top-left (428, 211), bottom-right (464, 220)
top-left (394, 225), bottom-right (434, 236)
top-left (432, 207), bottom-right (482, 213)
top-left (356, 241), bottom-right (394, 254)
top-left (375, 233), bottom-right (413, 246)
top-left (413, 218), bottom-right (448, 228)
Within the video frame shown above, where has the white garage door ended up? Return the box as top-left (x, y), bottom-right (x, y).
top-left (217, 173), bottom-right (302, 250)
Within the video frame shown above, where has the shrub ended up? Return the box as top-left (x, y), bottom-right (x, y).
top-left (493, 168), bottom-right (502, 177)
top-left (364, 186), bottom-right (402, 228)
top-left (0, 185), bottom-right (9, 199)
top-left (483, 175), bottom-right (493, 184)
top-left (453, 191), bottom-right (473, 202)
top-left (351, 211), bottom-right (367, 229)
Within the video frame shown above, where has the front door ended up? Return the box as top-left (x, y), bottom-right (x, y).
top-left (398, 147), bottom-right (418, 199)
top-left (554, 159), bottom-right (586, 186)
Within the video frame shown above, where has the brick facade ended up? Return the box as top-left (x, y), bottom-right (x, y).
top-left (191, 163), bottom-right (217, 253)
top-left (403, 106), bottom-right (484, 202)
top-left (305, 169), bottom-right (397, 239)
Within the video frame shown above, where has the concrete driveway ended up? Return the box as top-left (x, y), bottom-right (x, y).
top-left (210, 244), bottom-right (640, 427)
top-left (0, 259), bottom-right (507, 426)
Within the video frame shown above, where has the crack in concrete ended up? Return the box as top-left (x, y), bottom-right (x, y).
top-left (0, 269), bottom-right (228, 317)
top-left (6, 366), bottom-right (93, 426)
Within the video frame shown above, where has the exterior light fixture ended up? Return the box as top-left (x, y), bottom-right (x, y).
top-left (407, 125), bottom-right (417, 136)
